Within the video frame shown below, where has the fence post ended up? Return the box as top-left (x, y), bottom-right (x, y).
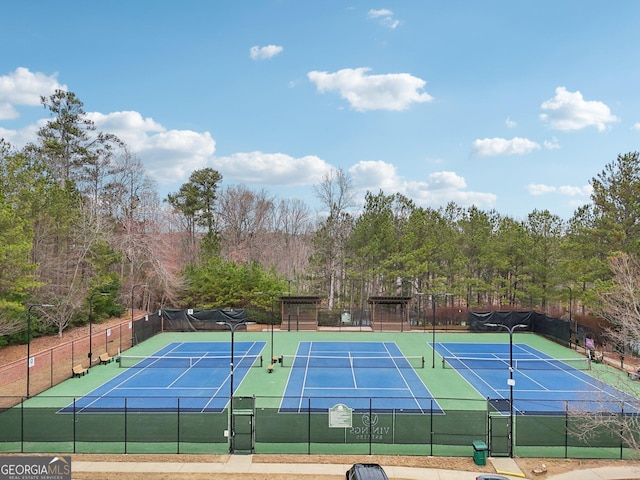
top-left (564, 400), bottom-right (568, 458)
top-left (73, 398), bottom-right (77, 453)
top-left (620, 401), bottom-right (624, 460)
top-left (430, 399), bottom-right (434, 456)
top-left (124, 397), bottom-right (128, 454)
top-left (368, 398), bottom-right (372, 455)
top-left (20, 399), bottom-right (24, 453)
top-left (177, 397), bottom-right (180, 454)
top-left (307, 397), bottom-right (311, 454)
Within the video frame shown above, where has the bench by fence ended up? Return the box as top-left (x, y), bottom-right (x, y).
top-left (72, 365), bottom-right (88, 377)
top-left (99, 353), bottom-right (113, 364)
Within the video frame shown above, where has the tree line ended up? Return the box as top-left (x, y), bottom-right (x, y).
top-left (1, 90), bottom-right (639, 353)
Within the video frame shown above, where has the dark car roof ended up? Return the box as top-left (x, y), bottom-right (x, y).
top-left (347, 463), bottom-right (389, 480)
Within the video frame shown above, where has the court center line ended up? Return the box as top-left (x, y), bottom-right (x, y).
top-left (73, 342), bottom-right (187, 413)
top-left (349, 352), bottom-right (357, 388)
top-left (382, 342), bottom-right (424, 413)
top-left (298, 342), bottom-right (312, 412)
top-left (508, 345), bottom-right (550, 392)
top-left (436, 342), bottom-right (504, 400)
top-left (71, 341), bottom-right (265, 414)
top-left (202, 340), bottom-right (263, 412)
top-left (516, 343), bottom-right (635, 407)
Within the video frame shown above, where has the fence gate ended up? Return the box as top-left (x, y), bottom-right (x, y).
top-left (488, 399), bottom-right (510, 457)
top-left (231, 396), bottom-right (255, 453)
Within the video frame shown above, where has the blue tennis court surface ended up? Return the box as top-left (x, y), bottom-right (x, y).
top-left (61, 341), bottom-right (265, 413)
top-left (434, 342), bottom-right (638, 414)
top-left (279, 341), bottom-right (442, 414)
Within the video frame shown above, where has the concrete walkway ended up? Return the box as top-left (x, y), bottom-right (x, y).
top-left (70, 455), bottom-right (640, 480)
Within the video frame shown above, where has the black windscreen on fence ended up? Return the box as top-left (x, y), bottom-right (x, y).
top-left (468, 311), bottom-right (535, 331)
top-left (162, 309), bottom-right (248, 332)
top-left (468, 310), bottom-right (571, 345)
top-left (533, 312), bottom-right (571, 345)
top-left (132, 311), bottom-right (162, 345)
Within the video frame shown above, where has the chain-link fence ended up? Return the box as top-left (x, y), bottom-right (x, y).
top-left (0, 313), bottom-right (162, 407)
top-left (1, 395), bottom-right (637, 458)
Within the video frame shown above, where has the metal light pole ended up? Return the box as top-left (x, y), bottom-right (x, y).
top-left (26, 303), bottom-right (53, 398)
top-left (89, 292), bottom-right (110, 369)
top-left (430, 293), bottom-right (452, 368)
top-left (484, 322), bottom-right (527, 458)
top-left (431, 296), bottom-right (436, 368)
top-left (256, 292), bottom-right (281, 363)
top-left (216, 317), bottom-right (248, 454)
top-left (415, 293), bottom-right (426, 332)
top-left (563, 286), bottom-right (573, 348)
top-left (131, 283), bottom-right (148, 347)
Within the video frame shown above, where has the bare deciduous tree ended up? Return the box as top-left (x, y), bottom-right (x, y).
top-left (593, 253), bottom-right (640, 356)
top-left (311, 168), bottom-right (355, 307)
top-left (217, 185), bottom-right (274, 263)
top-left (312, 167), bottom-right (354, 216)
top-left (0, 308), bottom-right (26, 336)
top-left (570, 252), bottom-right (640, 455)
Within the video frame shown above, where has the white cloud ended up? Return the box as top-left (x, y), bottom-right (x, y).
top-left (633, 122), bottom-right (640, 131)
top-left (543, 137), bottom-right (560, 150)
top-left (349, 160), bottom-right (496, 209)
top-left (368, 8), bottom-right (400, 29)
top-left (140, 130), bottom-right (216, 181)
top-left (0, 67), bottom-right (66, 120)
top-left (213, 151), bottom-right (332, 186)
top-left (350, 160), bottom-right (399, 191)
top-left (88, 111), bottom-right (164, 148)
top-left (526, 183), bottom-right (592, 197)
top-left (368, 8), bottom-right (393, 17)
top-left (0, 120), bottom-right (43, 147)
top-left (505, 117), bottom-right (517, 128)
top-left (424, 171), bottom-right (467, 190)
top-left (472, 137), bottom-right (540, 157)
top-left (410, 171), bottom-right (496, 209)
top-left (540, 86), bottom-right (619, 131)
top-left (0, 103), bottom-right (18, 120)
top-left (526, 184), bottom-right (556, 196)
top-left (249, 45), bottom-right (283, 60)
top-left (88, 110), bottom-right (216, 183)
top-left (308, 67), bottom-right (432, 111)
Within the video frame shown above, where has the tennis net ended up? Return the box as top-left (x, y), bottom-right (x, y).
top-left (441, 356), bottom-right (590, 370)
top-left (118, 354), bottom-right (263, 369)
top-left (279, 354), bottom-right (425, 369)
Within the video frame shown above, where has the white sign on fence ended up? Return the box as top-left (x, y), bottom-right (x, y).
top-left (329, 403), bottom-right (352, 428)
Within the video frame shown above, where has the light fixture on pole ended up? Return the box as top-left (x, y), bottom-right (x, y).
top-left (89, 292), bottom-right (110, 369)
top-left (131, 284), bottom-right (148, 347)
top-left (484, 322), bottom-right (527, 458)
top-left (26, 303), bottom-right (54, 398)
top-left (216, 316), bottom-right (248, 454)
top-left (430, 293), bottom-right (452, 368)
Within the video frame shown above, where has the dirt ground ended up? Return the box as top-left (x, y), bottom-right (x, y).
top-left (3, 317), bottom-right (639, 479)
top-left (64, 453), bottom-right (640, 480)
top-left (0, 314), bottom-right (140, 364)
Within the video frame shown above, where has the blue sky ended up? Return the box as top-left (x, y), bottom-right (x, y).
top-left (2, 1), bottom-right (639, 220)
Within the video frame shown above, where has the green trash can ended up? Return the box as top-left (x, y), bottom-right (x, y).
top-left (472, 440), bottom-right (488, 466)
